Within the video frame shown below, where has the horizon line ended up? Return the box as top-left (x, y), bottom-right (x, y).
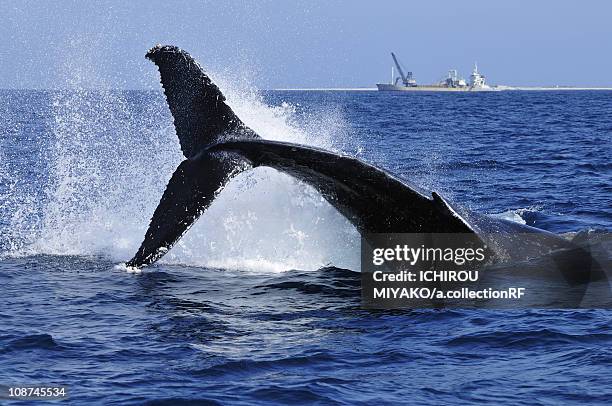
top-left (2, 86), bottom-right (612, 92)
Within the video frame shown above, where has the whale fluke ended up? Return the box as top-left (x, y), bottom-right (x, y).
top-left (127, 46), bottom-right (257, 267)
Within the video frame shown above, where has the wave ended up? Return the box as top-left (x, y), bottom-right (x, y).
top-left (445, 328), bottom-right (612, 349)
top-left (0, 333), bottom-right (63, 353)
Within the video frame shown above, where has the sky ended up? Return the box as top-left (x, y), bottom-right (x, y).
top-left (1, 0), bottom-right (612, 89)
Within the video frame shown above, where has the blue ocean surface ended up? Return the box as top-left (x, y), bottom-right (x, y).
top-left (0, 88), bottom-right (611, 404)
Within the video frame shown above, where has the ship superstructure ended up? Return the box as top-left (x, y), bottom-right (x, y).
top-left (469, 62), bottom-right (491, 90)
top-left (444, 69), bottom-right (468, 88)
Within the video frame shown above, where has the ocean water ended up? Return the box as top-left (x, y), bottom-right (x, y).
top-left (1, 88), bottom-right (611, 404)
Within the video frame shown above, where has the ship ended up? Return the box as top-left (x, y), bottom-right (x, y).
top-left (376, 53), bottom-right (498, 92)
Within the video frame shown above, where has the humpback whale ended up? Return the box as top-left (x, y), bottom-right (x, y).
top-left (126, 45), bottom-right (606, 290)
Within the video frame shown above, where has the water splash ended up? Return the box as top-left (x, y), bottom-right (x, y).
top-left (3, 48), bottom-right (360, 272)
top-left (29, 88), bottom-right (180, 261)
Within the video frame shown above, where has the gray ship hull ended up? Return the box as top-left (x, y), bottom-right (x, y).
top-left (376, 83), bottom-right (499, 92)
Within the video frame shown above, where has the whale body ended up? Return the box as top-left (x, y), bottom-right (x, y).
top-left (126, 45), bottom-right (604, 291)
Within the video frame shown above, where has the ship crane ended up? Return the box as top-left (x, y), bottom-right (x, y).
top-left (391, 52), bottom-right (416, 87)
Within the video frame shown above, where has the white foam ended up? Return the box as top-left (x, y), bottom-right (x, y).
top-left (490, 207), bottom-right (541, 225)
top-left (114, 263), bottom-right (142, 274)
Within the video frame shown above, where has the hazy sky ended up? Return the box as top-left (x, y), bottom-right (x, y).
top-left (2, 0), bottom-right (611, 89)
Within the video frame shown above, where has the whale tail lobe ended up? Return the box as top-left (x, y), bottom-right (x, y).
top-left (144, 45), bottom-right (258, 157)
